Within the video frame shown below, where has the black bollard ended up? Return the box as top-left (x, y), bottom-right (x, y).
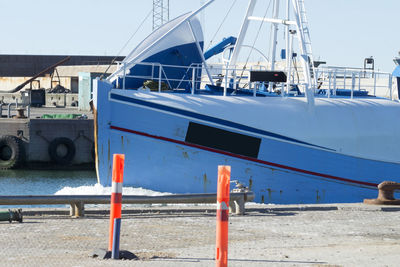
top-left (0, 209), bottom-right (23, 223)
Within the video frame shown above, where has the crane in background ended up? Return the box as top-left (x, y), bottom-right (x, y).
top-left (153, 0), bottom-right (169, 30)
top-left (152, 1), bottom-right (205, 31)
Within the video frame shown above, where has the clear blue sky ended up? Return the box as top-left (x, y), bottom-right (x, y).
top-left (1, 0), bottom-right (399, 72)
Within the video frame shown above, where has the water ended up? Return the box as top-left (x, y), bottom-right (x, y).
top-left (0, 169), bottom-right (171, 208)
top-left (0, 170), bottom-right (97, 195)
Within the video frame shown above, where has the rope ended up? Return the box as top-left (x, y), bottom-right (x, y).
top-left (100, 8), bottom-right (153, 79)
top-left (205, 0), bottom-right (238, 51)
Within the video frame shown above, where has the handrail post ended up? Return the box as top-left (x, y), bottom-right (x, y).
top-left (389, 75), bottom-right (393, 100)
top-left (373, 73), bottom-right (377, 96)
top-left (122, 63), bottom-right (126, 90)
top-left (224, 64), bottom-right (228, 96)
top-left (158, 64), bottom-right (162, 93)
top-left (333, 70), bottom-right (337, 96)
top-left (191, 65), bottom-right (196, 95)
top-left (328, 71), bottom-right (331, 98)
top-left (351, 72), bottom-right (355, 99)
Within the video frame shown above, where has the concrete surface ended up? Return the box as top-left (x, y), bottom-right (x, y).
top-left (0, 203), bottom-right (400, 266)
top-left (0, 116), bottom-right (94, 166)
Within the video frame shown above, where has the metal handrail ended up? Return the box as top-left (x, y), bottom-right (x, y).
top-left (314, 67), bottom-right (395, 100)
top-left (0, 192), bottom-right (255, 217)
top-left (112, 60), bottom-right (397, 100)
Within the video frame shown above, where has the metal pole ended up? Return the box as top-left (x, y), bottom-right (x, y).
top-left (187, 20), bottom-right (214, 86)
top-left (269, 0), bottom-right (280, 91)
top-left (351, 72), bottom-right (355, 99)
top-left (224, 63), bottom-right (228, 96)
top-left (291, 0), bottom-right (314, 105)
top-left (270, 0), bottom-right (280, 72)
top-left (229, 0), bottom-right (257, 68)
top-left (122, 63), bottom-right (126, 90)
top-left (191, 66), bottom-right (196, 95)
top-left (111, 218), bottom-right (121, 259)
top-left (158, 65), bottom-right (162, 92)
top-left (286, 30), bottom-right (295, 95)
top-left (285, 0), bottom-right (290, 76)
top-left (328, 72), bottom-right (331, 98)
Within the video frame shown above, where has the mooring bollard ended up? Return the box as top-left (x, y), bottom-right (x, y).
top-left (0, 209), bottom-right (23, 223)
top-left (108, 154), bottom-right (125, 255)
top-left (215, 165), bottom-right (231, 267)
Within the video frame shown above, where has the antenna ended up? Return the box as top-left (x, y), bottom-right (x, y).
top-left (153, 0), bottom-right (170, 31)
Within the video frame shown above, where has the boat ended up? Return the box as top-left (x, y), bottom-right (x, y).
top-left (93, 0), bottom-right (400, 204)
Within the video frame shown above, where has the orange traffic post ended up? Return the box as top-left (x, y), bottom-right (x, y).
top-left (108, 154), bottom-right (125, 252)
top-left (215, 165), bottom-right (231, 267)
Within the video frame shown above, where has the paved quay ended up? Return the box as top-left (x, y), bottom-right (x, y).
top-left (1, 203), bottom-right (400, 266)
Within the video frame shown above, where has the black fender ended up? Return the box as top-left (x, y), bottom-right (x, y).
top-left (48, 137), bottom-right (76, 165)
top-left (0, 135), bottom-right (24, 169)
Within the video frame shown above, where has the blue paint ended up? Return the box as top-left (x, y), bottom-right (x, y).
top-left (204, 36), bottom-right (237, 60)
top-left (93, 82), bottom-right (400, 203)
top-left (109, 92), bottom-right (330, 149)
top-left (112, 218), bottom-right (121, 260)
top-left (317, 89), bottom-right (369, 97)
top-left (114, 42), bottom-right (204, 90)
top-left (392, 65), bottom-right (400, 77)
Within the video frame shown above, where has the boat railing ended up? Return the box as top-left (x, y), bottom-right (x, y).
top-left (314, 67), bottom-right (395, 100)
top-left (116, 61), bottom-right (204, 94)
top-left (114, 61), bottom-right (397, 100)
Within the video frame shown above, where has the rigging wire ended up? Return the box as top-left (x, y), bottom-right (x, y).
top-left (100, 8), bottom-right (153, 79)
top-left (205, 0), bottom-right (238, 51)
top-left (235, 0), bottom-right (272, 89)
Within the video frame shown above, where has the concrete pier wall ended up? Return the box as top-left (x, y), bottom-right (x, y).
top-left (0, 118), bottom-right (94, 169)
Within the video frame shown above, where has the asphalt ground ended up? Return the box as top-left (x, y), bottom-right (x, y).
top-left (0, 203), bottom-right (399, 267)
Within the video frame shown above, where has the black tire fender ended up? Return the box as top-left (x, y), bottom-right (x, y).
top-left (48, 137), bottom-right (76, 165)
top-left (0, 135), bottom-right (24, 170)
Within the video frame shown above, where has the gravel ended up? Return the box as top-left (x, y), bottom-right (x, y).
top-left (0, 203), bottom-right (399, 266)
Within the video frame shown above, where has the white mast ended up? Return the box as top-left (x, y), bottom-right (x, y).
top-left (270, 0), bottom-right (280, 72)
top-left (229, 0), bottom-right (315, 105)
top-left (291, 0), bottom-right (314, 105)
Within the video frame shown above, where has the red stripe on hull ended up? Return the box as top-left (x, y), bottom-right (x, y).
top-left (109, 125), bottom-right (378, 188)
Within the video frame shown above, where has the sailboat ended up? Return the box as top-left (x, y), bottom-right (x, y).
top-left (93, 0), bottom-right (400, 203)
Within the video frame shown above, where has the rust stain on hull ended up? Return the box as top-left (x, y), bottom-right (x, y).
top-left (93, 106), bottom-right (100, 183)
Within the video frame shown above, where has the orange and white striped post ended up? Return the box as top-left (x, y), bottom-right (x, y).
top-left (108, 154), bottom-right (125, 252)
top-left (215, 165), bottom-right (231, 267)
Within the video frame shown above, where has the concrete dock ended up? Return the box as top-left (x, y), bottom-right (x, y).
top-left (0, 107), bottom-right (94, 170)
top-left (1, 203), bottom-right (400, 266)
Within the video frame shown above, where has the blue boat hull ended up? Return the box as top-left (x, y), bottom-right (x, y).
top-left (94, 82), bottom-right (400, 203)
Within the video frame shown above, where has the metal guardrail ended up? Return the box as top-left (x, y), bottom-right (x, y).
top-left (0, 101), bottom-right (30, 119)
top-left (0, 192), bottom-right (255, 217)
